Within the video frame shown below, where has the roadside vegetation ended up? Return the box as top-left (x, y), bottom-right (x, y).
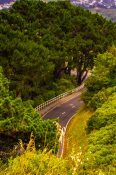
top-left (64, 46), bottom-right (116, 174)
top-left (63, 107), bottom-right (93, 158)
top-left (79, 46), bottom-right (116, 175)
top-left (0, 66), bottom-right (59, 162)
top-left (1, 46), bottom-right (115, 175)
top-left (0, 1), bottom-right (116, 174)
top-left (0, 135), bottom-right (72, 175)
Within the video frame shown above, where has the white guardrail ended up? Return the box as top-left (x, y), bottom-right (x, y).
top-left (35, 84), bottom-right (84, 111)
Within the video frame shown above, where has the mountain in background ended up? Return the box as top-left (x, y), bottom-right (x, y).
top-left (71, 0), bottom-right (116, 9)
top-left (0, 0), bottom-right (14, 4)
top-left (0, 0), bottom-right (116, 21)
top-left (0, 0), bottom-right (15, 9)
top-left (71, 0), bottom-right (116, 21)
top-left (1, 0), bottom-right (116, 9)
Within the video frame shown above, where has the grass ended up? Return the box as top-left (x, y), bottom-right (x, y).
top-left (63, 106), bottom-right (93, 158)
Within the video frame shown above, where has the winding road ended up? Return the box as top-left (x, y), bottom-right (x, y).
top-left (43, 87), bottom-right (85, 128)
top-left (40, 85), bottom-right (86, 157)
top-left (41, 86), bottom-right (85, 157)
top-left (43, 91), bottom-right (84, 127)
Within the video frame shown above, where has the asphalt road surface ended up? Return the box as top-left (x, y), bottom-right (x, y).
top-left (43, 92), bottom-right (84, 128)
top-left (42, 87), bottom-right (85, 157)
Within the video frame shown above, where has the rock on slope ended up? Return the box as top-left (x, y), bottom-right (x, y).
top-left (71, 0), bottom-right (116, 9)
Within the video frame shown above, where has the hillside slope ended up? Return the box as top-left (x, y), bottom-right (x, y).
top-left (71, 0), bottom-right (116, 9)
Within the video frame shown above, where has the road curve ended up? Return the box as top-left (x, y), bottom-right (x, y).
top-left (42, 87), bottom-right (85, 157)
top-left (43, 91), bottom-right (84, 128)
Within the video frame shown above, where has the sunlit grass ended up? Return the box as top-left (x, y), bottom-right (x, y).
top-left (63, 106), bottom-right (94, 158)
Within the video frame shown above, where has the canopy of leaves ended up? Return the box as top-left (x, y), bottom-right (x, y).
top-left (0, 67), bottom-right (59, 156)
top-left (0, 0), bottom-right (116, 105)
top-left (83, 46), bottom-right (116, 108)
top-left (0, 67), bottom-right (9, 98)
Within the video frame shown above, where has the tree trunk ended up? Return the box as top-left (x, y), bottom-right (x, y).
top-left (77, 70), bottom-right (88, 85)
top-left (17, 91), bottom-right (21, 98)
top-left (77, 71), bottom-right (83, 85)
top-left (81, 70), bottom-right (88, 82)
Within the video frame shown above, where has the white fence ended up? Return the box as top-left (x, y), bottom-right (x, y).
top-left (35, 84), bottom-right (84, 111)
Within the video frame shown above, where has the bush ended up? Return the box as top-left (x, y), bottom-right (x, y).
top-left (87, 93), bottom-right (116, 132)
top-left (80, 123), bottom-right (116, 174)
top-left (83, 48), bottom-right (116, 107)
top-left (1, 138), bottom-right (71, 175)
top-left (88, 86), bottom-right (116, 109)
top-left (0, 67), bottom-right (59, 157)
top-left (54, 76), bottom-right (76, 95)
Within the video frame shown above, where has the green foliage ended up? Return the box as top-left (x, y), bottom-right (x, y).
top-left (87, 86), bottom-right (116, 109)
top-left (79, 122), bottom-right (116, 175)
top-left (83, 46), bottom-right (116, 107)
top-left (80, 47), bottom-right (116, 174)
top-left (87, 93), bottom-right (116, 132)
top-left (0, 0), bottom-right (116, 104)
top-left (0, 68), bottom-right (59, 157)
top-left (89, 123), bottom-right (116, 145)
top-left (1, 150), bottom-right (71, 175)
top-left (0, 67), bottom-right (9, 98)
top-left (0, 1), bottom-right (116, 173)
top-left (1, 136), bottom-right (72, 175)
top-left (53, 76), bottom-right (76, 95)
top-left (78, 98), bottom-right (116, 174)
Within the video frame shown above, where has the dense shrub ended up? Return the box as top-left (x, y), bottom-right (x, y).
top-left (0, 67), bottom-right (59, 157)
top-left (87, 93), bottom-right (116, 132)
top-left (88, 86), bottom-right (116, 109)
top-left (80, 123), bottom-right (116, 175)
top-left (1, 137), bottom-right (72, 175)
top-left (80, 47), bottom-right (116, 174)
top-left (83, 47), bottom-right (116, 107)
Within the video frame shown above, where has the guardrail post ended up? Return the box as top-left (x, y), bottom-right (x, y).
top-left (35, 84), bottom-right (84, 111)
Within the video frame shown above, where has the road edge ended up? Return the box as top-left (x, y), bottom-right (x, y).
top-left (59, 105), bottom-right (84, 158)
